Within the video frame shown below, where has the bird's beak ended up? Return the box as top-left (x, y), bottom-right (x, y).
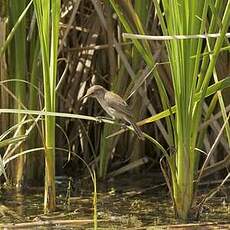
top-left (80, 93), bottom-right (90, 101)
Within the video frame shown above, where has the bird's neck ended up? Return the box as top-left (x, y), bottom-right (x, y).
top-left (95, 94), bottom-right (106, 107)
top-left (95, 94), bottom-right (115, 119)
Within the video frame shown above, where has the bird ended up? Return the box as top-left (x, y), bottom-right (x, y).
top-left (81, 85), bottom-right (144, 140)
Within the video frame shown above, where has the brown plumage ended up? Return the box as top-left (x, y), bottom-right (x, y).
top-left (81, 85), bottom-right (144, 140)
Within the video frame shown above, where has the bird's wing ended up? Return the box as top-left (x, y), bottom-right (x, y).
top-left (105, 91), bottom-right (132, 117)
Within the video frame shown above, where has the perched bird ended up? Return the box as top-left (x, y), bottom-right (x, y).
top-left (81, 85), bottom-right (144, 140)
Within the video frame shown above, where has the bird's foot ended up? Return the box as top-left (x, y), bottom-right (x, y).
top-left (95, 116), bottom-right (104, 123)
top-left (120, 123), bottom-right (128, 130)
top-left (95, 116), bottom-right (114, 123)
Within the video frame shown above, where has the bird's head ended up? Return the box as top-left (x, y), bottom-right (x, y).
top-left (81, 85), bottom-right (107, 100)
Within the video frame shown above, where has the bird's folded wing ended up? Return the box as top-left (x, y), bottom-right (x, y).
top-left (105, 92), bottom-right (132, 117)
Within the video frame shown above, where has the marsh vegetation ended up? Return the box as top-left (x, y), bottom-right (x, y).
top-left (0, 0), bottom-right (230, 228)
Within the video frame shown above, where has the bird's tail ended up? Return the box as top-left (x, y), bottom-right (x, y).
top-left (129, 120), bottom-right (144, 140)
